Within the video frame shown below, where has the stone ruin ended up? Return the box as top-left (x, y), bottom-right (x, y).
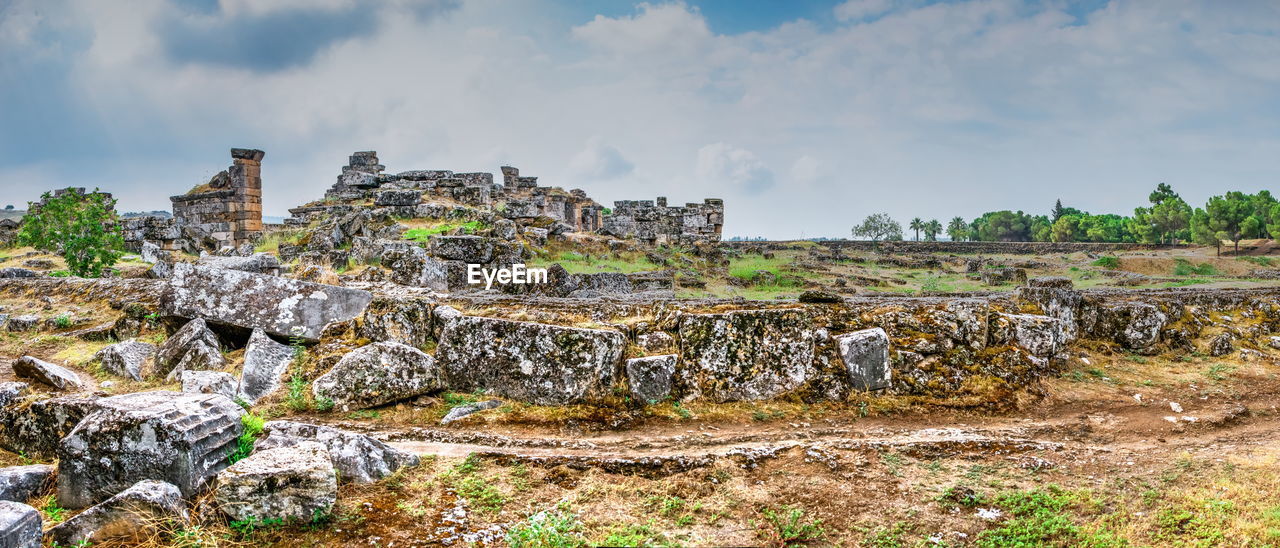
top-left (603, 196), bottom-right (725, 244)
top-left (122, 148), bottom-right (265, 253)
top-left (116, 148), bottom-right (722, 256)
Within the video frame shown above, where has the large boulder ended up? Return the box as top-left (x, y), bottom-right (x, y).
top-left (237, 329), bottom-right (295, 405)
top-left (312, 342), bottom-right (439, 411)
top-left (1087, 301), bottom-right (1168, 351)
top-left (380, 242), bottom-right (448, 291)
top-left (429, 235), bottom-right (495, 264)
top-left (3, 315), bottom-right (38, 332)
top-left (835, 328), bottom-right (892, 391)
top-left (437, 316), bottom-right (625, 405)
top-left (163, 263), bottom-right (373, 341)
top-left (256, 421), bottom-right (419, 484)
top-left (57, 391), bottom-right (245, 508)
top-left (990, 313), bottom-right (1069, 358)
top-left (180, 371), bottom-right (238, 400)
top-left (0, 392), bottom-right (100, 460)
top-left (94, 340), bottom-right (157, 381)
top-left (196, 253), bottom-right (282, 275)
top-left (0, 465), bottom-right (53, 503)
top-left (11, 356), bottom-right (82, 391)
top-left (213, 442), bottom-right (337, 523)
top-left (0, 501), bottom-right (40, 548)
top-left (46, 480), bottom-right (188, 546)
top-left (625, 355), bottom-right (677, 404)
top-left (677, 309), bottom-right (819, 402)
top-left (154, 318), bottom-right (225, 380)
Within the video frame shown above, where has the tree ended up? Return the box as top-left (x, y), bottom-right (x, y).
top-left (3, 205), bottom-right (12, 210)
top-left (852, 213), bottom-right (903, 242)
top-left (946, 217), bottom-right (968, 241)
top-left (923, 219), bottom-right (942, 241)
top-left (1030, 215), bottom-right (1052, 242)
top-left (1052, 199), bottom-right (1065, 222)
top-left (972, 210), bottom-right (1033, 241)
top-left (17, 188), bottom-right (124, 277)
top-left (909, 218), bottom-right (924, 241)
top-left (1204, 192), bottom-right (1253, 253)
top-left (1190, 207), bottom-right (1221, 255)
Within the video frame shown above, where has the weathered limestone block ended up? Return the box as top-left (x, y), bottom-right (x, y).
top-left (1088, 301), bottom-right (1168, 351)
top-left (214, 442), bottom-right (337, 522)
top-left (0, 465), bottom-right (53, 503)
top-left (990, 313), bottom-right (1068, 357)
top-left (94, 340), bottom-right (157, 381)
top-left (429, 235), bottom-right (495, 264)
top-left (437, 316), bottom-right (625, 405)
top-left (12, 356), bottom-right (82, 391)
top-left (637, 331), bottom-right (676, 355)
top-left (374, 189), bottom-right (421, 207)
top-left (1027, 276), bottom-right (1073, 289)
top-left (3, 315), bottom-right (38, 332)
top-left (237, 329), bottom-right (294, 405)
top-left (0, 392), bottom-right (99, 460)
top-left (357, 298), bottom-right (435, 348)
top-left (256, 421), bottom-right (419, 484)
top-left (493, 219), bottom-right (517, 240)
top-left (835, 328), bottom-right (891, 391)
top-left (625, 354), bottom-right (677, 404)
top-left (1017, 285), bottom-right (1083, 342)
top-left (197, 253), bottom-right (282, 275)
top-left (0, 501), bottom-right (40, 548)
top-left (441, 400), bottom-right (502, 424)
top-left (981, 268), bottom-right (1027, 286)
top-left (155, 318), bottom-right (225, 379)
top-left (677, 309), bottom-right (818, 402)
top-left (0, 268), bottom-right (39, 279)
top-left (180, 371), bottom-right (238, 399)
top-left (46, 480), bottom-right (187, 546)
top-left (312, 342), bottom-right (439, 410)
top-left (163, 263), bottom-right (373, 341)
top-left (381, 242), bottom-right (449, 291)
top-left (1208, 332), bottom-right (1234, 357)
top-left (57, 391), bottom-right (245, 508)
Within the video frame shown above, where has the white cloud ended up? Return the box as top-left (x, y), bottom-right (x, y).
top-left (568, 137), bottom-right (634, 180)
top-left (833, 0), bottom-right (894, 21)
top-left (2, 0), bottom-right (1279, 240)
top-left (696, 142), bottom-right (773, 193)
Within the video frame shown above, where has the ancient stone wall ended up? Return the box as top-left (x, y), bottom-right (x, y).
top-left (601, 197), bottom-right (724, 244)
top-left (168, 149), bottom-right (265, 251)
top-left (494, 166), bottom-right (604, 232)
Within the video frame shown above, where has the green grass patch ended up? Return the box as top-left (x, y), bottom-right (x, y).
top-left (1174, 258), bottom-right (1219, 276)
top-left (1092, 256), bottom-right (1121, 269)
top-left (402, 220), bottom-right (485, 242)
top-left (507, 505), bottom-right (585, 548)
top-left (229, 413), bottom-right (265, 464)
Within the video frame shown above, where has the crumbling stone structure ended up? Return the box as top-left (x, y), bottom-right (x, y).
top-left (602, 196), bottom-right (724, 244)
top-left (495, 166), bottom-right (604, 232)
top-left (170, 149), bottom-right (265, 250)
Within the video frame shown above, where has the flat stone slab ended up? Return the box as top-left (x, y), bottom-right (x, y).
top-left (163, 263), bottom-right (373, 341)
top-left (0, 465), bottom-right (53, 503)
top-left (214, 442), bottom-right (336, 523)
top-left (12, 356), bottom-right (82, 391)
top-left (46, 480), bottom-right (187, 546)
top-left (256, 420), bottom-right (419, 484)
top-left (0, 500), bottom-right (40, 548)
top-left (677, 309), bottom-right (819, 402)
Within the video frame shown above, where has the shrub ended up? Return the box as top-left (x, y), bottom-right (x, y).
top-left (1173, 258), bottom-right (1218, 276)
top-left (759, 505), bottom-right (825, 546)
top-left (17, 188), bottom-right (125, 278)
top-left (1091, 256), bottom-right (1120, 269)
top-left (230, 413), bottom-right (265, 464)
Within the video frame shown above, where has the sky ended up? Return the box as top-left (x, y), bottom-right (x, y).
top-left (1, 0), bottom-right (1278, 239)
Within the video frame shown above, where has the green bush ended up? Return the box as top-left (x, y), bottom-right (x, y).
top-left (1173, 258), bottom-right (1218, 276)
top-left (230, 413), bottom-right (265, 464)
top-left (1091, 256), bottom-right (1120, 269)
top-left (17, 188), bottom-right (125, 278)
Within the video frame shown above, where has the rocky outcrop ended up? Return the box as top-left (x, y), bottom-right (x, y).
top-left (180, 371), bottom-right (238, 400)
top-left (625, 355), bottom-right (677, 404)
top-left (11, 356), bottom-right (82, 391)
top-left (0, 465), bottom-right (52, 503)
top-left (437, 316), bottom-right (625, 405)
top-left (163, 263), bottom-right (373, 341)
top-left (57, 391), bottom-right (244, 508)
top-left (94, 340), bottom-right (157, 381)
top-left (46, 480), bottom-right (188, 546)
top-left (256, 421), bottom-right (419, 483)
top-left (214, 442), bottom-right (337, 523)
top-left (155, 318), bottom-right (225, 380)
top-left (0, 392), bottom-right (99, 460)
top-left (0, 501), bottom-right (40, 548)
top-left (237, 329), bottom-right (295, 405)
top-left (312, 342), bottom-right (439, 411)
top-left (677, 309), bottom-right (819, 402)
top-left (835, 328), bottom-right (891, 391)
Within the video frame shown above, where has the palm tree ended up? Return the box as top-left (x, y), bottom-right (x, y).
top-left (947, 217), bottom-right (968, 241)
top-left (909, 218), bottom-right (924, 241)
top-left (925, 219), bottom-right (942, 241)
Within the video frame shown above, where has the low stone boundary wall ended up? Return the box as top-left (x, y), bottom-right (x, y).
top-left (725, 240), bottom-right (1178, 255)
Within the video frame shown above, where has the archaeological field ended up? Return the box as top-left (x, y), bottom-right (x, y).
top-left (1, 149), bottom-right (1279, 547)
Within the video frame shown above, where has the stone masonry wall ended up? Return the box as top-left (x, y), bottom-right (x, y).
top-left (165, 149), bottom-right (265, 251)
top-left (602, 197), bottom-right (725, 244)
